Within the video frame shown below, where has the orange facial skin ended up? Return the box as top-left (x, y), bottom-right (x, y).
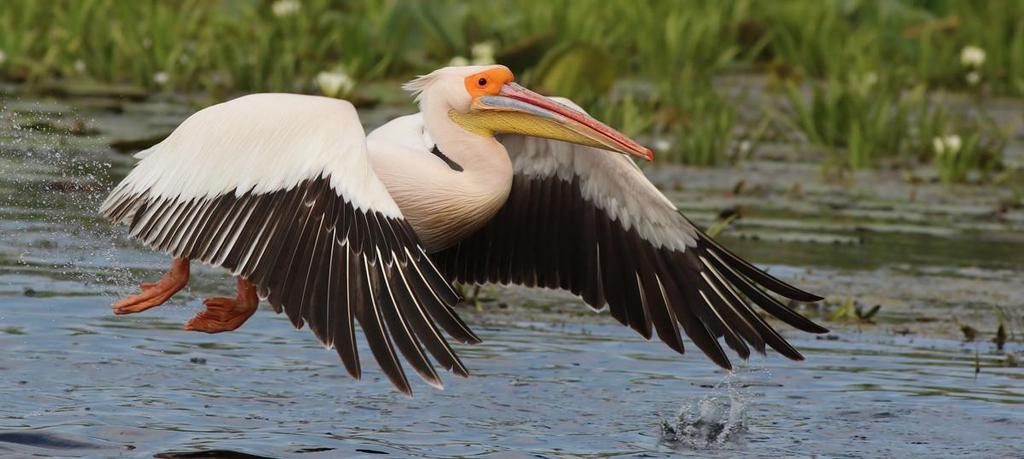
top-left (465, 67), bottom-right (515, 99)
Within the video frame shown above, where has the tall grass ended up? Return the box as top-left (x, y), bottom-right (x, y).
top-left (0, 0), bottom-right (1018, 174)
top-left (3, 0), bottom-right (1021, 96)
top-left (782, 77), bottom-right (1006, 176)
top-left (782, 74), bottom-right (911, 169)
top-left (662, 75), bottom-right (736, 166)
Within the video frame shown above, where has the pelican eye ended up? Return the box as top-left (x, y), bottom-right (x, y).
top-left (477, 77), bottom-right (487, 87)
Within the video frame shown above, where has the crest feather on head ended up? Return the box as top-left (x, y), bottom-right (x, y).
top-left (402, 72), bottom-right (440, 103)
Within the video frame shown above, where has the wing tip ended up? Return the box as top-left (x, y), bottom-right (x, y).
top-left (805, 322), bottom-right (830, 334)
top-left (452, 363), bottom-right (472, 378)
top-left (425, 378), bottom-right (446, 391)
top-left (714, 357), bottom-right (734, 372)
top-left (791, 290), bottom-right (826, 303)
top-left (336, 347), bottom-right (362, 381)
top-left (699, 235), bottom-right (826, 303)
top-left (460, 330), bottom-right (483, 345)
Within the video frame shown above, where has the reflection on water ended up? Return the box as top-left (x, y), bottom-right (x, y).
top-left (1, 98), bottom-right (1023, 458)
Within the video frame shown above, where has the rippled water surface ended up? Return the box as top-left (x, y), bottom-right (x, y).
top-left (1, 100), bottom-right (1022, 458)
top-left (2, 293), bottom-right (1022, 458)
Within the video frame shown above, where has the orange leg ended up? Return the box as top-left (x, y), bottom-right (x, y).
top-left (113, 257), bottom-right (190, 315)
top-left (184, 277), bottom-right (259, 333)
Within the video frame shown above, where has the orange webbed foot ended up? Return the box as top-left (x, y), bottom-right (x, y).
top-left (184, 278), bottom-right (258, 333)
top-left (113, 258), bottom-right (190, 315)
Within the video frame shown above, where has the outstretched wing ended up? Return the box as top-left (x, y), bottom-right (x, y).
top-left (101, 93), bottom-right (478, 394)
top-left (433, 98), bottom-right (827, 370)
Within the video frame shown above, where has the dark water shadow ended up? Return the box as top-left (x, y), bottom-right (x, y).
top-left (155, 450), bottom-right (277, 459)
top-left (0, 430), bottom-right (104, 450)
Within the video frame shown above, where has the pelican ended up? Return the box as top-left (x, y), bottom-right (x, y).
top-left (101, 65), bottom-right (827, 394)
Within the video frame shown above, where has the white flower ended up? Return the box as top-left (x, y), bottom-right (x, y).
top-left (852, 72), bottom-right (878, 94)
top-left (272, 0), bottom-right (301, 17)
top-left (73, 60), bottom-right (86, 74)
top-left (448, 56), bottom-right (470, 67)
top-left (944, 135), bottom-right (961, 154)
top-left (0, 49), bottom-right (6, 65)
top-left (960, 46), bottom-right (985, 67)
top-left (933, 135), bottom-right (962, 157)
top-left (470, 42), bottom-right (496, 65)
top-left (316, 68), bottom-right (355, 98)
top-left (739, 140), bottom-right (752, 154)
top-left (153, 71), bottom-right (169, 86)
top-left (653, 138), bottom-right (671, 151)
top-left (966, 71), bottom-right (981, 86)
top-left (933, 137), bottom-right (945, 156)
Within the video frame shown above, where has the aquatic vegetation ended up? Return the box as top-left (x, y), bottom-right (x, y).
top-left (782, 74), bottom-right (1007, 177)
top-left (992, 306), bottom-right (1022, 351)
top-left (2, 0), bottom-right (1021, 94)
top-left (933, 133), bottom-right (979, 183)
top-left (781, 74), bottom-right (911, 169)
top-left (663, 79), bottom-right (737, 166)
top-left (828, 298), bottom-right (881, 324)
top-left (960, 324), bottom-right (979, 342)
top-left (704, 212), bottom-right (739, 238)
top-left (0, 0), bottom-right (1020, 175)
top-left (932, 116), bottom-right (1005, 184)
top-left (994, 323), bottom-right (1007, 351)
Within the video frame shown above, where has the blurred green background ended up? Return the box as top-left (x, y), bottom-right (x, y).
top-left (2, 0), bottom-right (1021, 179)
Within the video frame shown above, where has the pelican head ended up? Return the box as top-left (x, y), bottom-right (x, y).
top-left (404, 65), bottom-right (654, 161)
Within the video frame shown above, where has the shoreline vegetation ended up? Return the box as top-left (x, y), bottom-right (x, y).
top-left (1, 0), bottom-right (1022, 179)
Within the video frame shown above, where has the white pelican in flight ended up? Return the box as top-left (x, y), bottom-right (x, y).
top-left (101, 65), bottom-right (826, 394)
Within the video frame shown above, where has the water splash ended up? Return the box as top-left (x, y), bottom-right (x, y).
top-left (659, 372), bottom-right (751, 450)
top-left (0, 102), bottom-right (135, 295)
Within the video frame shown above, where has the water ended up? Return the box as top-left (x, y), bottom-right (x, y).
top-left (1, 97), bottom-right (1023, 458)
top-left (1, 294), bottom-right (1021, 457)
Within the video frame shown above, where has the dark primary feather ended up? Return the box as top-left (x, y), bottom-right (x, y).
top-left (433, 134), bottom-right (827, 370)
top-left (102, 175), bottom-right (479, 395)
